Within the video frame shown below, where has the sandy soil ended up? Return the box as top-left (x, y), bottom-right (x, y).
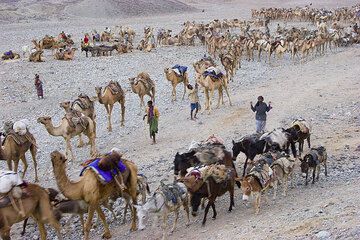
top-left (0, 0), bottom-right (359, 239)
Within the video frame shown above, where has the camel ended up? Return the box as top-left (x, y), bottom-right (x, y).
top-left (95, 81), bottom-right (125, 132)
top-left (0, 133), bottom-right (38, 182)
top-left (70, 94), bottom-right (96, 120)
top-left (1, 51), bottom-right (20, 60)
top-left (50, 150), bottom-right (138, 239)
top-left (164, 68), bottom-right (189, 101)
top-left (129, 72), bottom-right (155, 108)
top-left (219, 53), bottom-right (236, 81)
top-left (29, 50), bottom-right (44, 62)
top-left (198, 70), bottom-right (232, 114)
top-left (54, 48), bottom-right (77, 60)
top-left (37, 116), bottom-right (96, 161)
top-left (0, 183), bottom-right (62, 240)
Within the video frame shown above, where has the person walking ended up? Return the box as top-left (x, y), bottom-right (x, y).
top-left (187, 83), bottom-right (200, 120)
top-left (250, 96), bottom-right (272, 133)
top-left (34, 74), bottom-right (44, 99)
top-left (143, 100), bottom-right (159, 144)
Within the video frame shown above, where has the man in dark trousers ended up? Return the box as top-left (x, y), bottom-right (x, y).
top-left (250, 96), bottom-right (272, 133)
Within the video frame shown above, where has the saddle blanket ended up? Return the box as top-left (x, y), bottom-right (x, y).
top-left (80, 158), bottom-right (126, 184)
top-left (172, 65), bottom-right (188, 75)
top-left (203, 67), bottom-right (223, 79)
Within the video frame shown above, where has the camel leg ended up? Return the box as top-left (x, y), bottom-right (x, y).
top-left (14, 159), bottom-right (20, 175)
top-left (7, 159), bottom-right (13, 171)
top-left (120, 101), bottom-right (125, 127)
top-left (223, 86), bottom-right (232, 106)
top-left (84, 206), bottom-right (95, 240)
top-left (105, 104), bottom-right (113, 132)
top-left (30, 144), bottom-right (38, 182)
top-left (182, 82), bottom-right (186, 100)
top-left (19, 155), bottom-right (28, 180)
top-left (77, 134), bottom-right (85, 148)
top-left (37, 222), bottom-right (47, 240)
top-left (216, 88), bottom-right (222, 108)
top-left (172, 84), bottom-right (176, 102)
top-left (65, 137), bottom-right (75, 161)
top-left (208, 89), bottom-right (215, 114)
top-left (96, 206), bottom-right (111, 239)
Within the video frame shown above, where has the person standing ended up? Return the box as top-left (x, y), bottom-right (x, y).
top-left (250, 96), bottom-right (272, 133)
top-left (34, 74), bottom-right (44, 99)
top-left (143, 101), bottom-right (159, 144)
top-left (187, 83), bottom-right (200, 120)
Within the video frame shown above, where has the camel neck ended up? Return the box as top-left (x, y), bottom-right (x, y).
top-left (44, 121), bottom-right (64, 136)
top-left (52, 161), bottom-right (83, 200)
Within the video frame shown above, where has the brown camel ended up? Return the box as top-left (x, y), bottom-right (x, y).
top-left (29, 50), bottom-right (44, 62)
top-left (95, 81), bottom-right (125, 132)
top-left (37, 116), bottom-right (96, 161)
top-left (164, 68), bottom-right (189, 101)
top-left (54, 48), bottom-right (77, 60)
top-left (198, 70), bottom-right (232, 114)
top-left (0, 183), bottom-right (62, 240)
top-left (129, 72), bottom-right (155, 108)
top-left (50, 150), bottom-right (138, 239)
top-left (0, 133), bottom-right (38, 182)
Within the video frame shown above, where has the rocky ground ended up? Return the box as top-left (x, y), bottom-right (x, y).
top-left (0, 0), bottom-right (359, 239)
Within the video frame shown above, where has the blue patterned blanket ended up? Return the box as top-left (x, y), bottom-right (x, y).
top-left (80, 158), bottom-right (126, 184)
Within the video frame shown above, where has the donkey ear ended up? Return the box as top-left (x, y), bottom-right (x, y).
top-left (232, 140), bottom-right (235, 144)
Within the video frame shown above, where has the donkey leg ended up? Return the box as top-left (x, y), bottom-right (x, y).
top-left (170, 210), bottom-right (178, 233)
top-left (316, 165), bottom-right (320, 180)
top-left (202, 201), bottom-right (211, 225)
top-left (211, 203), bottom-right (217, 219)
top-left (307, 135), bottom-right (311, 148)
top-left (324, 162), bottom-right (328, 177)
top-left (312, 168), bottom-right (316, 184)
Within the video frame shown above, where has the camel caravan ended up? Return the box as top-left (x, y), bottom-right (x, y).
top-left (0, 4), bottom-right (358, 240)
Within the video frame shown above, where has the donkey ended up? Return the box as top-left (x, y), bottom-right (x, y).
top-left (269, 155), bottom-right (296, 199)
top-left (260, 128), bottom-right (297, 158)
top-left (134, 182), bottom-right (190, 239)
top-left (300, 146), bottom-right (328, 185)
top-left (285, 119), bottom-right (311, 157)
top-left (183, 167), bottom-right (236, 225)
top-left (232, 133), bottom-right (267, 176)
top-left (240, 159), bottom-right (273, 214)
top-left (174, 147), bottom-right (240, 187)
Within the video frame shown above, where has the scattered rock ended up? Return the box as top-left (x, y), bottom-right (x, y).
top-left (315, 230), bottom-right (331, 239)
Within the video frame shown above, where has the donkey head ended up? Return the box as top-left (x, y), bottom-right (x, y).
top-left (299, 157), bottom-right (309, 177)
top-left (190, 193), bottom-right (202, 216)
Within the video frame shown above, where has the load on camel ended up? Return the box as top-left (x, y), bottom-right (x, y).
top-left (134, 180), bottom-right (190, 239)
top-left (182, 163), bottom-right (236, 225)
top-left (197, 66), bottom-right (232, 114)
top-left (129, 72), bottom-right (156, 108)
top-left (1, 51), bottom-right (20, 60)
top-left (0, 172), bottom-right (62, 240)
top-left (37, 113), bottom-right (97, 161)
top-left (54, 48), bottom-right (77, 60)
top-left (50, 149), bottom-right (139, 239)
top-left (164, 65), bottom-right (189, 101)
top-left (0, 120), bottom-right (38, 182)
top-left (95, 80), bottom-right (125, 132)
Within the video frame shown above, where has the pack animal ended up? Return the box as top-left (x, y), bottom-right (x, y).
top-left (300, 146), bottom-right (327, 185)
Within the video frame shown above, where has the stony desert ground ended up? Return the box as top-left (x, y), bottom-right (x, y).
top-left (0, 0), bottom-right (359, 239)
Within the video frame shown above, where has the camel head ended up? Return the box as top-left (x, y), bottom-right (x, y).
top-left (164, 68), bottom-right (170, 74)
top-left (128, 77), bottom-right (136, 85)
top-left (95, 86), bottom-right (102, 95)
top-left (37, 116), bottom-right (52, 125)
top-left (59, 101), bottom-right (70, 109)
top-left (50, 150), bottom-right (67, 167)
